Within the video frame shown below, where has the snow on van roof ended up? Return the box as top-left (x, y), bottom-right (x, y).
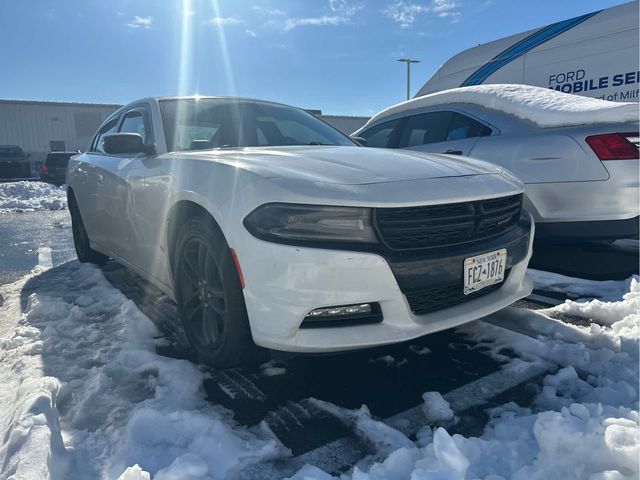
top-left (368, 84), bottom-right (639, 128)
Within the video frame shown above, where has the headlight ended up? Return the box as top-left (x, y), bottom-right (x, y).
top-left (243, 203), bottom-right (378, 245)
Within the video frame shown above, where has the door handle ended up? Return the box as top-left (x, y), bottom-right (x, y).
top-left (444, 149), bottom-right (463, 155)
top-left (97, 174), bottom-right (104, 185)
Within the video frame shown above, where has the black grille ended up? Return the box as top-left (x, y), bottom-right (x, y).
top-left (375, 194), bottom-right (522, 251)
top-left (405, 271), bottom-right (510, 315)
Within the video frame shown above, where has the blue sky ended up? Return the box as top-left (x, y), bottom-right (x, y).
top-left (0, 0), bottom-right (627, 115)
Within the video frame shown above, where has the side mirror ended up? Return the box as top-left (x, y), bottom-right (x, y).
top-left (351, 136), bottom-right (368, 147)
top-left (103, 133), bottom-right (156, 155)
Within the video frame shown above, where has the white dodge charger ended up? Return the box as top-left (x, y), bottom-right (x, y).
top-left (67, 96), bottom-right (534, 367)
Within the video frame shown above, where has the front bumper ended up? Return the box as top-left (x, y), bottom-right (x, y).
top-left (238, 212), bottom-right (534, 352)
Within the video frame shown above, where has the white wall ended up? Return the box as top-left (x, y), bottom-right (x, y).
top-left (0, 100), bottom-right (119, 165)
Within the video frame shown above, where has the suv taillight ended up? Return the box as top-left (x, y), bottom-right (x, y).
top-left (41, 165), bottom-right (49, 175)
top-left (585, 132), bottom-right (639, 160)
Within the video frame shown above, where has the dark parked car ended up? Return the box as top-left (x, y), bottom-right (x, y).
top-left (40, 152), bottom-right (78, 184)
top-left (0, 145), bottom-right (31, 179)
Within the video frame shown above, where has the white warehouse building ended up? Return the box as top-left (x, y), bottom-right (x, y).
top-left (0, 99), bottom-right (369, 170)
top-left (0, 100), bottom-right (120, 167)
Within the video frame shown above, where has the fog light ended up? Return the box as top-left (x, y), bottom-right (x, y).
top-left (301, 303), bottom-right (383, 329)
top-left (307, 303), bottom-right (372, 317)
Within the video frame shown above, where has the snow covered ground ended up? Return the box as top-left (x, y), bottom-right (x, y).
top-left (0, 181), bottom-right (67, 212)
top-left (0, 259), bottom-right (637, 479)
top-left (0, 262), bottom-right (281, 480)
top-left (285, 274), bottom-right (639, 480)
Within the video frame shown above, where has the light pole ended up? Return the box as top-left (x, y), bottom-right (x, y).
top-left (397, 58), bottom-right (420, 100)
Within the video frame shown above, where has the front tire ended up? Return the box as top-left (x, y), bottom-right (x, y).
top-left (173, 215), bottom-right (257, 369)
top-left (68, 194), bottom-right (109, 265)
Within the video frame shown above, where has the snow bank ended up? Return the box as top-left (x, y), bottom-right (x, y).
top-left (0, 181), bottom-right (67, 212)
top-left (293, 275), bottom-right (639, 480)
top-left (529, 269), bottom-right (637, 302)
top-left (0, 262), bottom-right (279, 480)
top-left (365, 84), bottom-right (639, 128)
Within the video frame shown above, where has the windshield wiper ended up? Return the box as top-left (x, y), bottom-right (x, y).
top-left (306, 141), bottom-right (327, 145)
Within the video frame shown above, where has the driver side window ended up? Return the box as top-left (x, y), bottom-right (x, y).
top-left (119, 110), bottom-right (149, 143)
top-left (359, 119), bottom-right (401, 148)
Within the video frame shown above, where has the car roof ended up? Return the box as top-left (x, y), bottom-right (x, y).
top-left (135, 95), bottom-right (300, 110)
top-left (364, 84), bottom-right (638, 130)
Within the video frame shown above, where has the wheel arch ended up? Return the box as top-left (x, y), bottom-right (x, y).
top-left (166, 199), bottom-right (227, 279)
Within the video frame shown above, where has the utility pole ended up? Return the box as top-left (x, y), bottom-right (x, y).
top-left (397, 58), bottom-right (420, 100)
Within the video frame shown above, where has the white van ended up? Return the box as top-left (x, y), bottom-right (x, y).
top-left (417, 1), bottom-right (639, 102)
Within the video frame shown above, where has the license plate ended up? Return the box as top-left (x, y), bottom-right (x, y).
top-left (463, 248), bottom-right (506, 295)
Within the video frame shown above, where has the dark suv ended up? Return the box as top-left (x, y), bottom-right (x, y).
top-left (40, 152), bottom-right (78, 184)
top-left (0, 145), bottom-right (31, 179)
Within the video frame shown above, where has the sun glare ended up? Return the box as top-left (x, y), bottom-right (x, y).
top-left (209, 0), bottom-right (237, 96)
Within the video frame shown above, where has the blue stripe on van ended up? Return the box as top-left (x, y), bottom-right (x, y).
top-left (461, 10), bottom-right (602, 87)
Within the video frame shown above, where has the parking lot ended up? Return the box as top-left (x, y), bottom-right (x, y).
top-left (1, 2), bottom-right (638, 477)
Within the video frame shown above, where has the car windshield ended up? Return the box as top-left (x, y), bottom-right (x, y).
top-left (159, 98), bottom-right (355, 152)
top-left (0, 146), bottom-right (24, 158)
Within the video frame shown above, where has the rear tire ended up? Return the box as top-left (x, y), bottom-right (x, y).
top-left (173, 215), bottom-right (258, 369)
top-left (68, 194), bottom-right (109, 265)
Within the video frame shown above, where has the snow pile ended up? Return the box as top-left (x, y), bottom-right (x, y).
top-left (292, 274), bottom-right (639, 480)
top-left (421, 392), bottom-right (454, 424)
top-left (0, 181), bottom-right (67, 212)
top-left (365, 84), bottom-right (639, 128)
top-left (529, 269), bottom-right (636, 301)
top-left (0, 262), bottom-right (279, 480)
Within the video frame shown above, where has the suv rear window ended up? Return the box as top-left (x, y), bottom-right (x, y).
top-left (0, 146), bottom-right (25, 157)
top-left (44, 153), bottom-right (74, 167)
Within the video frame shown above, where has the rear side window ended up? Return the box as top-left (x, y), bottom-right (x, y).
top-left (398, 112), bottom-right (453, 147)
top-left (91, 119), bottom-right (118, 153)
top-left (446, 113), bottom-right (492, 141)
top-left (358, 119), bottom-right (401, 148)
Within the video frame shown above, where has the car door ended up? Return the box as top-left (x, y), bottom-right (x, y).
top-left (116, 104), bottom-right (169, 281)
top-left (398, 111), bottom-right (492, 156)
top-left (92, 106), bottom-right (153, 263)
top-left (78, 116), bottom-right (120, 248)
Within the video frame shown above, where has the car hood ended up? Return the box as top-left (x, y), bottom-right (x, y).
top-left (180, 146), bottom-right (502, 185)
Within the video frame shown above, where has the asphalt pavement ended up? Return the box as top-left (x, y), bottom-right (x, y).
top-left (0, 210), bottom-right (75, 284)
